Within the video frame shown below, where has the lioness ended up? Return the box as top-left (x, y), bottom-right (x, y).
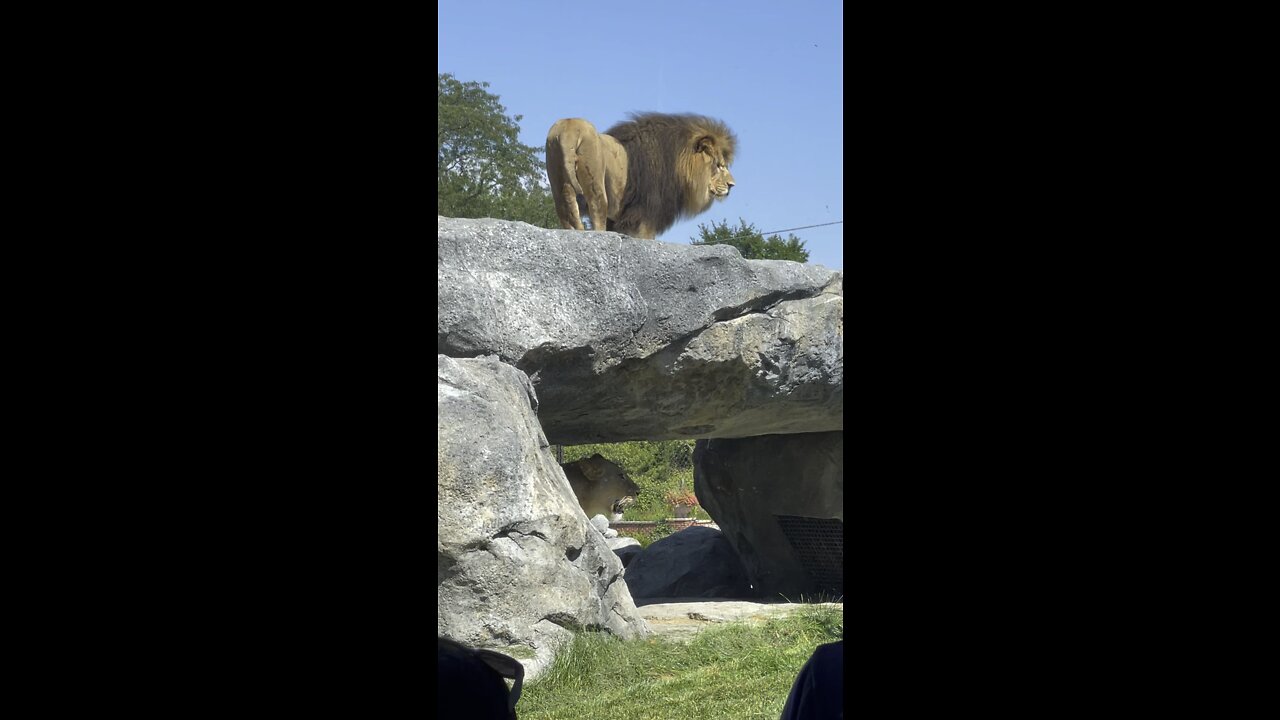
top-left (560, 454), bottom-right (639, 521)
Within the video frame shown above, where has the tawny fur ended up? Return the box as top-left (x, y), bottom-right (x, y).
top-left (561, 454), bottom-right (640, 521)
top-left (545, 118), bottom-right (627, 232)
top-left (546, 112), bottom-right (736, 239)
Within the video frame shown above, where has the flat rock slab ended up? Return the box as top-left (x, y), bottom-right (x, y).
top-left (438, 216), bottom-right (843, 443)
top-left (635, 601), bottom-right (843, 643)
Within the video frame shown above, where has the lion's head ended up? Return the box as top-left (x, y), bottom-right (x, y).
top-left (561, 453), bottom-right (640, 522)
top-left (546, 112), bottom-right (737, 240)
top-left (605, 112), bottom-right (737, 240)
top-left (682, 128), bottom-right (737, 211)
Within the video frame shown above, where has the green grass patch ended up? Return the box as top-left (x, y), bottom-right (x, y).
top-left (517, 605), bottom-right (843, 720)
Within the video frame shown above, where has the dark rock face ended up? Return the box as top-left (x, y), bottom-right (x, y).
top-left (694, 433), bottom-right (844, 599)
top-left (609, 538), bottom-right (643, 569)
top-left (623, 526), bottom-right (756, 600)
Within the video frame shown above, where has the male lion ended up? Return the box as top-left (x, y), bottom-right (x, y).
top-left (560, 454), bottom-right (640, 522)
top-left (545, 112), bottom-right (736, 239)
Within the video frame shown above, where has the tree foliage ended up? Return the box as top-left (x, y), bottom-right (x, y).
top-left (437, 73), bottom-right (558, 228)
top-left (691, 218), bottom-right (810, 262)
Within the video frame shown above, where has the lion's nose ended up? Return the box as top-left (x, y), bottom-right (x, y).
top-left (727, 179), bottom-right (735, 189)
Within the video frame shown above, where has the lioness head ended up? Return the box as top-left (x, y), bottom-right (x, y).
top-left (561, 454), bottom-right (640, 522)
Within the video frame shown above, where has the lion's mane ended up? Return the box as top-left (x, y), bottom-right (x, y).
top-left (604, 112), bottom-right (737, 239)
top-left (546, 112), bottom-right (737, 240)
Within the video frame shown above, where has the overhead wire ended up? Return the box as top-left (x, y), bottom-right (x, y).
top-left (701, 220), bottom-right (843, 244)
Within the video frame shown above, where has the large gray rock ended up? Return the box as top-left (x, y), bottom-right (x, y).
top-left (623, 526), bottom-right (756, 600)
top-left (437, 355), bottom-right (648, 680)
top-left (694, 432), bottom-right (844, 600)
top-left (438, 216), bottom-right (843, 444)
top-left (607, 536), bottom-right (643, 567)
top-left (589, 514), bottom-right (611, 533)
top-left (606, 536), bottom-right (641, 551)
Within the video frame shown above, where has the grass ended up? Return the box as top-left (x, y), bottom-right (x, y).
top-left (775, 591), bottom-right (846, 604)
top-left (620, 503), bottom-right (712, 523)
top-left (517, 605), bottom-right (843, 720)
top-left (620, 521), bottom-right (678, 548)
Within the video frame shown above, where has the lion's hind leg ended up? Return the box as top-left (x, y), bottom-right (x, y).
top-left (546, 128), bottom-right (586, 231)
top-left (575, 141), bottom-right (609, 232)
top-left (554, 182), bottom-right (586, 230)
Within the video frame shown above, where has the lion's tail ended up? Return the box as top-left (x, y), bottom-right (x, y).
top-left (546, 120), bottom-right (586, 197)
top-left (559, 136), bottom-right (585, 197)
top-left (546, 120), bottom-right (588, 231)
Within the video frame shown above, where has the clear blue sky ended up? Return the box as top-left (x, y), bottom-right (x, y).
top-left (438, 0), bottom-right (844, 271)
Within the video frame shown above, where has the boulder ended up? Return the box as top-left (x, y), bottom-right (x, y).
top-left (586, 515), bottom-right (620, 538)
top-left (589, 514), bottom-right (611, 534)
top-left (694, 432), bottom-right (844, 599)
top-left (607, 536), bottom-right (643, 568)
top-left (622, 526), bottom-right (756, 600)
top-left (437, 355), bottom-right (648, 680)
top-left (438, 216), bottom-right (842, 444)
top-left (606, 536), bottom-right (641, 551)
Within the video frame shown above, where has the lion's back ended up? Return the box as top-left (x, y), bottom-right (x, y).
top-left (547, 117), bottom-right (598, 144)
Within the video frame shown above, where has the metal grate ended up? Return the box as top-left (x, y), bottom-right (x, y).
top-left (774, 515), bottom-right (844, 595)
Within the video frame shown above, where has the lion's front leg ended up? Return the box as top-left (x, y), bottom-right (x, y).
top-left (632, 221), bottom-right (658, 240)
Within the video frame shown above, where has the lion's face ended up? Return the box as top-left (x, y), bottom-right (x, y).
top-left (611, 495), bottom-right (637, 522)
top-left (692, 136), bottom-right (735, 210)
top-left (563, 454), bottom-right (640, 521)
top-left (710, 159), bottom-right (735, 199)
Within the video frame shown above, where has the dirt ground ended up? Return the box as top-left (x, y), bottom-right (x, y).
top-left (635, 600), bottom-right (843, 642)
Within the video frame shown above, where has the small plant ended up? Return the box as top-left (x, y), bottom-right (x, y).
top-left (663, 488), bottom-right (700, 508)
top-left (650, 520), bottom-right (676, 543)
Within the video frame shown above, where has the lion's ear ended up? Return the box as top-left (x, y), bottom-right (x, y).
top-left (581, 459), bottom-right (604, 482)
top-left (695, 135), bottom-right (717, 155)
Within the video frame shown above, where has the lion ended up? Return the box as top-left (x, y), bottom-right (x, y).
top-left (560, 454), bottom-right (640, 522)
top-left (545, 112), bottom-right (736, 239)
top-left (545, 118), bottom-right (628, 234)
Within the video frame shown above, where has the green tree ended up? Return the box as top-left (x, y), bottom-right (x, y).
top-left (691, 218), bottom-right (810, 262)
top-left (437, 73), bottom-right (558, 228)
